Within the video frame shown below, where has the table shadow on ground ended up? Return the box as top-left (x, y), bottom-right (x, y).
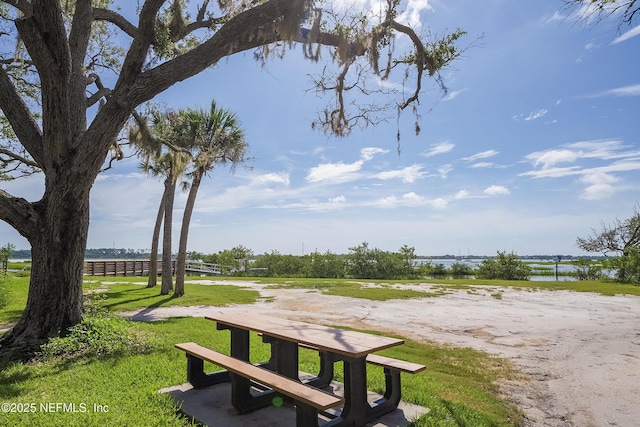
top-left (160, 377), bottom-right (429, 427)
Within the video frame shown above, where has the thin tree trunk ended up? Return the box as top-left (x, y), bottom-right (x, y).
top-left (147, 187), bottom-right (167, 287)
top-left (0, 183), bottom-right (88, 360)
top-left (175, 170), bottom-right (204, 297)
top-left (161, 177), bottom-right (176, 295)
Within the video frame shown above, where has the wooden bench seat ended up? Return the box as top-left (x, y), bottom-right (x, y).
top-left (175, 342), bottom-right (343, 427)
top-left (297, 340), bottom-right (425, 373)
top-left (365, 354), bottom-right (426, 374)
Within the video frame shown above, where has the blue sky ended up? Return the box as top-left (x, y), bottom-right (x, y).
top-left (2, 0), bottom-right (640, 256)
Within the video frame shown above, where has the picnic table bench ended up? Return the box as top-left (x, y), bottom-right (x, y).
top-left (175, 342), bottom-right (342, 427)
top-left (175, 313), bottom-right (425, 427)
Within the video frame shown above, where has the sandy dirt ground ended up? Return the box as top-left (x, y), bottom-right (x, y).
top-left (121, 280), bottom-right (640, 427)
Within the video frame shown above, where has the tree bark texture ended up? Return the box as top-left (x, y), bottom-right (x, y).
top-left (160, 177), bottom-right (176, 295)
top-left (147, 187), bottom-right (167, 288)
top-left (175, 170), bottom-right (204, 297)
top-left (1, 172), bottom-right (89, 359)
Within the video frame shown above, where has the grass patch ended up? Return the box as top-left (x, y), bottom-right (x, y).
top-left (419, 278), bottom-right (640, 296)
top-left (329, 286), bottom-right (432, 300)
top-left (490, 292), bottom-right (503, 300)
top-left (264, 279), bottom-right (447, 300)
top-left (0, 275), bottom-right (30, 325)
top-left (0, 277), bottom-right (260, 326)
top-left (0, 315), bottom-right (522, 426)
top-left (96, 282), bottom-right (260, 312)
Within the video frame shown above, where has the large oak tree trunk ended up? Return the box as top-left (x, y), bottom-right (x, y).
top-left (0, 176), bottom-right (89, 360)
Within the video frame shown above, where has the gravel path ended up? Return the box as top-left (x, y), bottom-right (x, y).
top-left (120, 280), bottom-right (640, 427)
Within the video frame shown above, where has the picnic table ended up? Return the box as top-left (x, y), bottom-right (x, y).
top-left (176, 313), bottom-right (425, 427)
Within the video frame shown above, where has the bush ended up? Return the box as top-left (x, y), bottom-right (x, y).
top-left (476, 251), bottom-right (531, 280)
top-left (38, 293), bottom-right (153, 361)
top-left (604, 248), bottom-right (640, 284)
top-left (571, 257), bottom-right (603, 281)
top-left (430, 263), bottom-right (448, 276)
top-left (450, 262), bottom-right (474, 277)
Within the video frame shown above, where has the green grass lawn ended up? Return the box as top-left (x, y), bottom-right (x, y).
top-left (94, 281), bottom-right (260, 312)
top-left (3, 273), bottom-right (638, 426)
top-left (0, 315), bottom-right (522, 426)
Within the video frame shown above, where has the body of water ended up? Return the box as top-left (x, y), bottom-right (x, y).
top-left (415, 258), bottom-right (579, 281)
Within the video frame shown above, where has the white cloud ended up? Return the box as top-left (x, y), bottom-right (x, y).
top-left (375, 193), bottom-right (417, 208)
top-left (526, 149), bottom-right (579, 169)
top-left (524, 109), bottom-right (549, 121)
top-left (438, 164), bottom-right (453, 178)
top-left (612, 24), bottom-right (640, 44)
top-left (430, 197), bottom-right (449, 209)
top-left (328, 0), bottom-right (432, 29)
top-left (397, 0), bottom-right (434, 28)
top-left (580, 172), bottom-right (620, 200)
top-left (545, 11), bottom-right (566, 23)
top-left (401, 192), bottom-right (425, 205)
top-left (420, 141), bottom-right (454, 157)
top-left (306, 160), bottom-right (364, 183)
top-left (520, 166), bottom-right (582, 179)
top-left (306, 195), bottom-right (348, 212)
top-left (454, 190), bottom-right (469, 199)
top-left (282, 194), bottom-right (349, 213)
top-left (520, 140), bottom-right (640, 178)
top-left (525, 140), bottom-right (638, 172)
top-left (587, 84), bottom-right (640, 98)
top-left (567, 140), bottom-right (632, 160)
top-left (375, 164), bottom-right (426, 183)
top-left (470, 162), bottom-right (503, 169)
top-left (603, 84), bottom-right (640, 97)
top-left (360, 147), bottom-right (389, 161)
top-left (462, 150), bottom-right (499, 162)
top-left (520, 140), bottom-right (640, 200)
top-left (376, 195), bottom-right (400, 208)
top-left (484, 185), bottom-right (510, 196)
top-left (372, 192), bottom-right (447, 209)
top-left (253, 172), bottom-right (290, 186)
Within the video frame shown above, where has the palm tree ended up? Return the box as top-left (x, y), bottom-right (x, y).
top-left (173, 101), bottom-right (248, 296)
top-left (138, 155), bottom-right (167, 288)
top-left (129, 110), bottom-right (190, 293)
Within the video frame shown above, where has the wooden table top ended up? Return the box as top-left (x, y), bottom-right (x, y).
top-left (205, 312), bottom-right (404, 358)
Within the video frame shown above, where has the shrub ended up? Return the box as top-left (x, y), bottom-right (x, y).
top-left (450, 262), bottom-right (474, 277)
top-left (476, 251), bottom-right (531, 280)
top-left (604, 248), bottom-right (640, 284)
top-left (571, 257), bottom-right (603, 281)
top-left (430, 263), bottom-right (448, 276)
top-left (38, 293), bottom-right (153, 361)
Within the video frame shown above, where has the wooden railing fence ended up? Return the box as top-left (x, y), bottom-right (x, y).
top-left (83, 260), bottom-right (222, 277)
